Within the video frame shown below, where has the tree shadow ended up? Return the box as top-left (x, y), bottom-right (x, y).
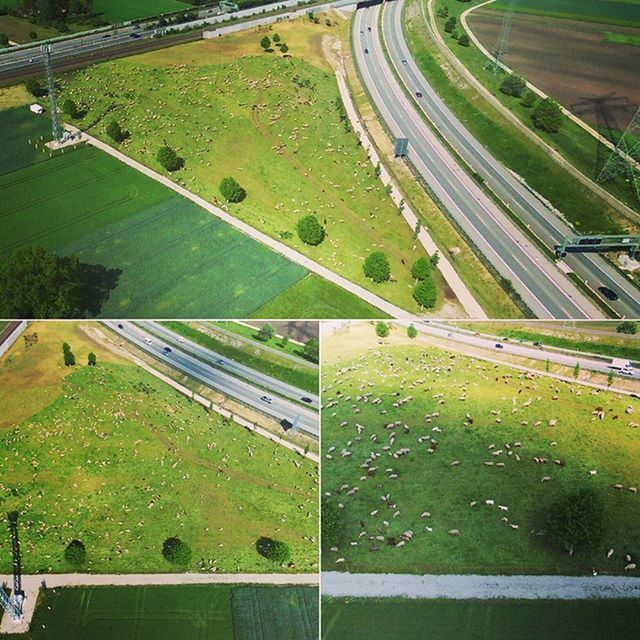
top-left (79, 262), bottom-right (122, 317)
top-left (256, 536), bottom-right (276, 559)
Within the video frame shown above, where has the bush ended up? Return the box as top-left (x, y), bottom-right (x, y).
top-left (407, 324), bottom-right (417, 339)
top-left (321, 498), bottom-right (341, 549)
top-left (363, 251), bottom-right (390, 283)
top-left (257, 323), bottom-right (275, 342)
top-left (413, 278), bottom-right (438, 309)
top-left (546, 487), bottom-right (605, 553)
top-left (500, 73), bottom-right (526, 98)
top-left (532, 98), bottom-right (563, 133)
top-left (64, 540), bottom-right (86, 566)
top-left (617, 321), bottom-right (637, 335)
top-left (296, 215), bottom-right (325, 246)
top-left (272, 33), bottom-right (280, 43)
top-left (280, 43), bottom-right (288, 54)
top-left (219, 176), bottom-right (246, 203)
top-left (256, 537), bottom-right (291, 564)
top-left (0, 33), bottom-right (9, 45)
top-left (411, 256), bottom-right (432, 281)
top-left (444, 17), bottom-right (456, 32)
top-left (521, 90), bottom-right (537, 108)
top-left (62, 98), bottom-right (79, 118)
top-left (260, 35), bottom-right (270, 49)
top-left (304, 337), bottom-right (319, 363)
top-left (25, 78), bottom-right (44, 97)
top-left (157, 145), bottom-right (184, 172)
top-left (106, 120), bottom-right (127, 143)
top-left (458, 34), bottom-right (470, 46)
top-left (375, 321), bottom-right (389, 338)
top-left (87, 352), bottom-right (97, 366)
top-left (62, 342), bottom-right (76, 367)
top-left (162, 537), bottom-right (192, 566)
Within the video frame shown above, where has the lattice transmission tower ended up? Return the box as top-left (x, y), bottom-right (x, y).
top-left (485, 0), bottom-right (517, 73)
top-left (597, 107), bottom-right (640, 202)
top-left (41, 43), bottom-right (63, 143)
top-left (0, 513), bottom-right (24, 623)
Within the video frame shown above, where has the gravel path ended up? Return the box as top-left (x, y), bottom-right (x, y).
top-left (321, 572), bottom-right (640, 600)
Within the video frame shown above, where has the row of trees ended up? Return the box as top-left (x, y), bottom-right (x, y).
top-left (256, 323), bottom-right (319, 362)
top-left (260, 33), bottom-right (289, 54)
top-left (10, 0), bottom-right (102, 31)
top-left (62, 342), bottom-right (96, 366)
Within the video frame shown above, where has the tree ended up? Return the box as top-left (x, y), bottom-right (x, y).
top-left (546, 487), bottom-right (606, 553)
top-left (0, 33), bottom-right (9, 46)
top-left (257, 323), bottom-right (275, 342)
top-left (407, 324), bottom-right (417, 339)
top-left (25, 77), bottom-right (44, 97)
top-left (296, 215), bottom-right (325, 246)
top-left (500, 73), bottom-right (526, 98)
top-left (162, 537), bottom-right (192, 566)
top-left (607, 370), bottom-right (614, 387)
top-left (106, 119), bottom-right (127, 143)
top-left (458, 33), bottom-right (470, 46)
top-left (29, 31), bottom-right (38, 40)
top-left (157, 145), bottom-right (184, 172)
top-left (430, 251), bottom-right (440, 267)
top-left (363, 251), bottom-right (390, 283)
top-left (375, 321), bottom-right (389, 338)
top-left (321, 498), bottom-right (341, 549)
top-left (532, 98), bottom-right (563, 133)
top-left (521, 90), bottom-right (536, 108)
top-left (617, 321), bottom-right (637, 335)
top-left (87, 352), bottom-right (97, 366)
top-left (436, 5), bottom-right (449, 18)
top-left (219, 176), bottom-right (246, 203)
top-left (444, 17), bottom-right (456, 33)
top-left (272, 32), bottom-right (280, 43)
top-left (257, 537), bottom-right (291, 564)
top-left (573, 361), bottom-right (580, 379)
top-left (303, 337), bottom-right (319, 363)
top-left (411, 256), bottom-right (432, 281)
top-left (0, 246), bottom-right (85, 318)
top-left (413, 278), bottom-right (438, 309)
top-left (280, 43), bottom-right (288, 54)
top-left (64, 540), bottom-right (86, 566)
top-left (260, 35), bottom-right (271, 50)
top-left (62, 98), bottom-right (78, 118)
top-left (280, 335), bottom-right (289, 348)
top-left (62, 342), bottom-right (76, 366)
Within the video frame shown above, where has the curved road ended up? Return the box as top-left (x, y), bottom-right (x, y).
top-left (384, 0), bottom-right (640, 318)
top-left (354, 4), bottom-right (600, 319)
top-left (104, 321), bottom-right (319, 438)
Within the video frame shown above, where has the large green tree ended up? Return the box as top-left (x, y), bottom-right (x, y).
top-left (532, 98), bottom-right (563, 133)
top-left (363, 251), bottom-right (390, 283)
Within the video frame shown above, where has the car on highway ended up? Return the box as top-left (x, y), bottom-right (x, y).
top-left (495, 343), bottom-right (504, 349)
top-left (163, 346), bottom-right (172, 354)
top-left (598, 286), bottom-right (619, 301)
top-left (260, 395), bottom-right (273, 404)
top-left (143, 336), bottom-right (152, 345)
top-left (216, 359), bottom-right (225, 365)
top-left (533, 341), bottom-right (542, 347)
top-left (367, 26), bottom-right (371, 32)
top-left (622, 365), bottom-right (634, 375)
top-left (176, 336), bottom-right (185, 343)
top-left (102, 33), bottom-right (111, 38)
top-left (364, 48), bottom-right (369, 54)
top-left (129, 33), bottom-right (141, 39)
top-left (118, 323), bottom-right (123, 329)
top-left (301, 397), bottom-right (313, 404)
top-left (415, 91), bottom-right (423, 98)
top-left (401, 59), bottom-right (408, 65)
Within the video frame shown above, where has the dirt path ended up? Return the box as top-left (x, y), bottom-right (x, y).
top-left (321, 571), bottom-right (640, 599)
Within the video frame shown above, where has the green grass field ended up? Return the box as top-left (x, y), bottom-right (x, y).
top-left (0, 322), bottom-right (318, 574)
top-left (407, 0), bottom-right (640, 232)
top-left (93, 0), bottom-right (192, 24)
top-left (321, 331), bottom-right (640, 575)
top-left (160, 321), bottom-right (319, 394)
top-left (59, 16), bottom-right (437, 314)
top-left (1, 584), bottom-right (318, 640)
top-left (492, 0), bottom-right (640, 28)
top-left (321, 598), bottom-right (640, 640)
top-left (604, 30), bottom-right (640, 46)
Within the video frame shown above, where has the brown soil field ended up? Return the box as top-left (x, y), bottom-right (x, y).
top-left (469, 10), bottom-right (640, 134)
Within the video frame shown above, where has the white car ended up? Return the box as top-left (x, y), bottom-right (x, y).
top-left (260, 395), bottom-right (273, 404)
top-left (176, 336), bottom-right (185, 343)
top-left (143, 336), bottom-right (152, 345)
top-left (622, 365), bottom-right (634, 376)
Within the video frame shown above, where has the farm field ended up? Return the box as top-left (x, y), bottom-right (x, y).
top-left (321, 598), bottom-right (640, 640)
top-left (470, 10), bottom-right (640, 134)
top-left (321, 322), bottom-right (640, 576)
top-left (93, 0), bottom-right (192, 24)
top-left (1, 584), bottom-right (318, 640)
top-left (0, 322), bottom-right (318, 574)
top-left (58, 14), bottom-right (439, 315)
top-left (414, 0), bottom-right (640, 231)
top-left (160, 320), bottom-right (320, 394)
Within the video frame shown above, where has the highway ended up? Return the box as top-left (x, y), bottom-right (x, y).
top-left (383, 0), bottom-right (640, 319)
top-left (410, 321), bottom-right (640, 382)
top-left (137, 321), bottom-right (319, 408)
top-left (354, 5), bottom-right (601, 319)
top-left (104, 321), bottom-right (319, 438)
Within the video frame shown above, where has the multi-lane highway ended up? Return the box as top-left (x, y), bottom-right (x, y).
top-left (354, 4), bottom-right (601, 319)
top-left (383, 0), bottom-right (640, 319)
top-left (105, 321), bottom-right (319, 438)
top-left (138, 321), bottom-right (319, 409)
top-left (408, 321), bottom-right (640, 382)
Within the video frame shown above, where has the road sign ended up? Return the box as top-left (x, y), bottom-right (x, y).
top-left (394, 137), bottom-right (409, 157)
top-left (555, 235), bottom-right (640, 259)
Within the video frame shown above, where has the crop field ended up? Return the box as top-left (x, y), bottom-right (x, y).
top-left (59, 14), bottom-right (437, 314)
top-left (321, 598), bottom-right (640, 640)
top-left (0, 142), bottom-right (310, 318)
top-left (321, 324), bottom-right (640, 575)
top-left (470, 10), bottom-right (640, 133)
top-left (0, 322), bottom-right (318, 574)
top-left (93, 0), bottom-right (192, 24)
top-left (1, 584), bottom-right (318, 640)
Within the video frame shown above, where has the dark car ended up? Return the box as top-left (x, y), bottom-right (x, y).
top-left (415, 91), bottom-right (423, 98)
top-left (216, 359), bottom-right (225, 365)
top-left (598, 286), bottom-right (619, 301)
top-left (301, 397), bottom-right (313, 404)
top-left (533, 341), bottom-right (542, 347)
top-left (129, 33), bottom-right (141, 39)
top-left (102, 33), bottom-right (111, 38)
top-left (367, 26), bottom-right (371, 32)
top-left (163, 346), bottom-right (172, 354)
top-left (260, 395), bottom-right (273, 404)
top-left (364, 48), bottom-right (369, 54)
top-left (117, 323), bottom-right (123, 329)
top-left (495, 343), bottom-right (504, 349)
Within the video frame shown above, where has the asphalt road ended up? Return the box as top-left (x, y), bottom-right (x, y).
top-left (383, 0), bottom-right (640, 318)
top-left (355, 5), bottom-right (601, 319)
top-left (138, 321), bottom-right (319, 408)
top-left (104, 321), bottom-right (319, 438)
top-left (412, 321), bottom-right (640, 381)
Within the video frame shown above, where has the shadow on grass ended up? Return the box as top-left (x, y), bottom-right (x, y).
top-left (80, 261), bottom-right (122, 317)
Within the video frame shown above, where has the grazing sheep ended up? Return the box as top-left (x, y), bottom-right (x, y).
top-left (448, 529), bottom-right (460, 536)
top-left (607, 549), bottom-right (614, 559)
top-left (624, 563), bottom-right (637, 571)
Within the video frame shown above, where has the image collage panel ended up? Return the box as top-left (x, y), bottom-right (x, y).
top-left (0, 0), bottom-right (639, 637)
